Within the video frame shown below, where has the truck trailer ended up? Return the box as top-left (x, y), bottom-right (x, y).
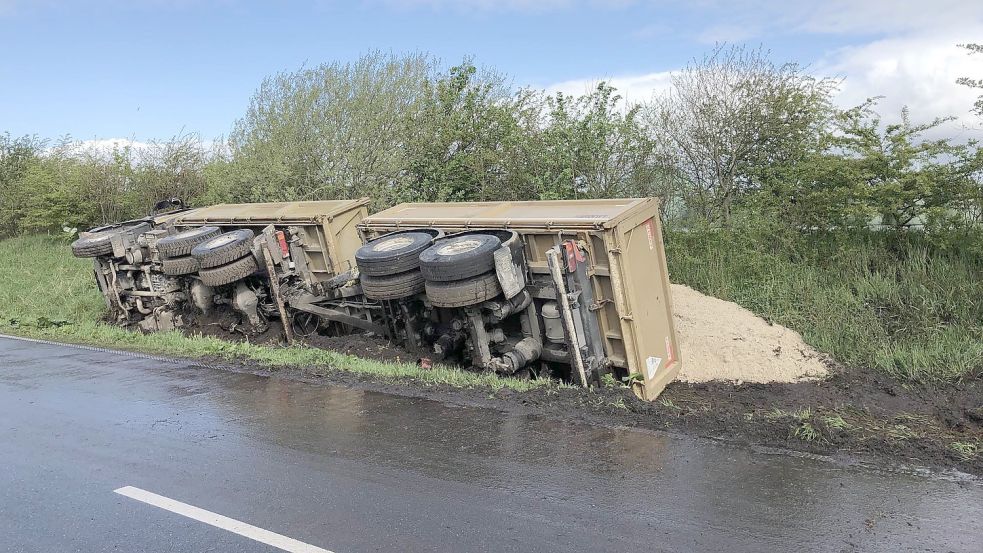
top-left (71, 197), bottom-right (682, 400)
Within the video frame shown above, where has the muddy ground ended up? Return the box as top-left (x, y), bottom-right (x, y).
top-left (185, 320), bottom-right (982, 476)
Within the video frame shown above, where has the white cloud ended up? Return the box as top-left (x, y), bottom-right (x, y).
top-left (44, 138), bottom-right (154, 161)
top-left (786, 0), bottom-right (982, 36)
top-left (546, 22), bottom-right (983, 140)
top-left (815, 28), bottom-right (983, 138)
top-left (47, 137), bottom-right (221, 162)
top-left (533, 1), bottom-right (983, 133)
top-left (674, 0), bottom-right (983, 44)
top-left (544, 71), bottom-right (673, 105)
top-left (75, 138), bottom-right (154, 155)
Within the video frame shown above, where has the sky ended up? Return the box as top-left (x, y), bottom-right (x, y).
top-left (1, 0), bottom-right (982, 145)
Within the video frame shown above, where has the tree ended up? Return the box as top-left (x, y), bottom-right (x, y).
top-left (957, 43), bottom-right (983, 117)
top-left (846, 105), bottom-right (981, 233)
top-left (227, 51), bottom-right (434, 209)
top-left (761, 101), bottom-right (981, 233)
top-left (0, 134), bottom-right (45, 236)
top-left (403, 62), bottom-right (538, 203)
top-left (132, 134), bottom-right (210, 214)
top-left (537, 83), bottom-right (661, 202)
top-left (646, 45), bottom-right (836, 224)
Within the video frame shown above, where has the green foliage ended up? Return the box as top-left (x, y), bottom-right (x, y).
top-left (3, 47), bottom-right (980, 239)
top-left (0, 133), bottom-right (46, 235)
top-left (226, 51), bottom-right (433, 210)
top-left (792, 420), bottom-right (820, 443)
top-left (760, 101), bottom-right (982, 234)
top-left (224, 54), bottom-right (660, 210)
top-left (0, 134), bottom-right (213, 238)
top-left (404, 61), bottom-right (539, 203)
top-left (822, 415), bottom-right (851, 430)
top-left (957, 43), bottom-right (983, 117)
top-left (539, 83), bottom-right (661, 201)
top-left (950, 440), bottom-right (980, 461)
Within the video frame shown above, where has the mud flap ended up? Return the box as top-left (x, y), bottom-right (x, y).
top-left (494, 246), bottom-right (525, 300)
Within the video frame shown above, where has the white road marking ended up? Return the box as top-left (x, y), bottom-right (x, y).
top-left (114, 486), bottom-right (335, 553)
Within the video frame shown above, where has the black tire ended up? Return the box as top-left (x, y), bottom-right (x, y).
top-left (419, 234), bottom-right (501, 282)
top-left (198, 255), bottom-right (258, 287)
top-left (360, 269), bottom-right (426, 300)
top-left (425, 272), bottom-right (502, 308)
top-left (161, 255), bottom-right (199, 276)
top-left (71, 221), bottom-right (152, 258)
top-left (191, 229), bottom-right (255, 269)
top-left (355, 232), bottom-right (434, 277)
top-left (156, 226), bottom-right (221, 259)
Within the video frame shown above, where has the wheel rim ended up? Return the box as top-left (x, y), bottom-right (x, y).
top-left (435, 238), bottom-right (484, 256)
top-left (372, 235), bottom-right (416, 252)
top-left (205, 233), bottom-right (240, 249)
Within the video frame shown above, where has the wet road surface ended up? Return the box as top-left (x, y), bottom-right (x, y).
top-left (0, 336), bottom-right (980, 552)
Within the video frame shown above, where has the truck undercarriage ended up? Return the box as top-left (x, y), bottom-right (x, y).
top-left (73, 198), bottom-right (682, 401)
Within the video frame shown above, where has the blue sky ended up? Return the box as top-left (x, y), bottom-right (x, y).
top-left (1, 0), bottom-right (981, 142)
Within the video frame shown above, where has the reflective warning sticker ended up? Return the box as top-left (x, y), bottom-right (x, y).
top-left (644, 218), bottom-right (656, 251)
top-left (646, 356), bottom-right (662, 380)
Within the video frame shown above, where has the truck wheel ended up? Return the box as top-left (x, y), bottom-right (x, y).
top-left (156, 226), bottom-right (221, 258)
top-left (198, 255), bottom-right (258, 287)
top-left (355, 232), bottom-right (434, 276)
top-left (419, 234), bottom-right (501, 282)
top-left (191, 229), bottom-right (255, 269)
top-left (424, 272), bottom-right (502, 308)
top-left (71, 221), bottom-right (152, 258)
top-left (161, 255), bottom-right (199, 276)
top-left (360, 270), bottom-right (426, 300)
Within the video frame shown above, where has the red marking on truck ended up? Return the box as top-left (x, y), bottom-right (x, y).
top-left (276, 231), bottom-right (290, 258)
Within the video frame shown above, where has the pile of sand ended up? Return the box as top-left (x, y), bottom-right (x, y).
top-left (670, 284), bottom-right (828, 383)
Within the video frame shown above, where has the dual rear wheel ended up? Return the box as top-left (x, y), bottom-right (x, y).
top-left (157, 226), bottom-right (259, 286)
top-left (354, 231), bottom-right (503, 307)
top-left (190, 229), bottom-right (259, 286)
top-left (157, 226), bottom-right (221, 275)
top-left (355, 232), bottom-right (433, 300)
top-left (419, 234), bottom-right (503, 308)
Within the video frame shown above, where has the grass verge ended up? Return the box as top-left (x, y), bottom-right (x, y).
top-left (0, 235), bottom-right (548, 392)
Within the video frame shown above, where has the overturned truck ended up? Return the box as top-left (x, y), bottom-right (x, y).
top-left (72, 197), bottom-right (682, 400)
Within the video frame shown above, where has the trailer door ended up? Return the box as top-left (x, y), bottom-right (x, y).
top-left (607, 210), bottom-right (682, 401)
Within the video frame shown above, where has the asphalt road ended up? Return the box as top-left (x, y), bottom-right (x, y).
top-left (0, 336), bottom-right (980, 553)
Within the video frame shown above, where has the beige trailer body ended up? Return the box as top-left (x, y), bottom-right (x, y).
top-left (170, 199), bottom-right (370, 283)
top-left (358, 197), bottom-right (682, 401)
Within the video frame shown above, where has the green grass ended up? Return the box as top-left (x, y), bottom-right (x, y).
top-left (950, 441), bottom-right (980, 461)
top-left (0, 235), bottom-right (549, 392)
top-left (666, 228), bottom-right (983, 383)
top-left (822, 414), bottom-right (852, 430)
